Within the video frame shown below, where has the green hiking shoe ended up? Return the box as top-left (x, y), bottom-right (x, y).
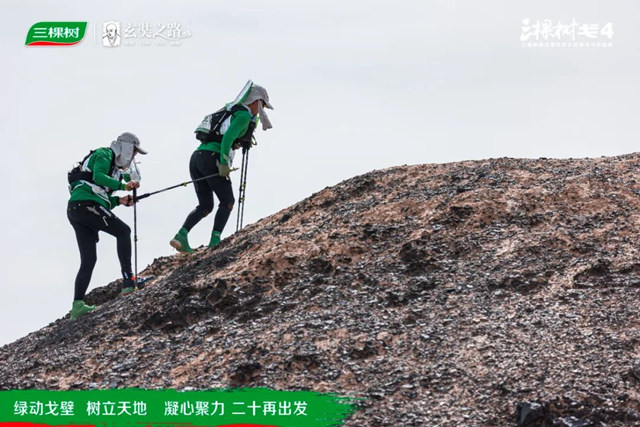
top-left (120, 286), bottom-right (136, 295)
top-left (208, 231), bottom-right (222, 248)
top-left (70, 300), bottom-right (95, 320)
top-left (170, 228), bottom-right (193, 254)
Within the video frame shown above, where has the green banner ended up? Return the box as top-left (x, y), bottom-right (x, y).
top-left (0, 389), bottom-right (360, 427)
top-left (25, 22), bottom-right (87, 46)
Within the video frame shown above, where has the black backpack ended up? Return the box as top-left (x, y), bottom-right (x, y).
top-left (194, 104), bottom-right (253, 143)
top-left (67, 149), bottom-right (116, 186)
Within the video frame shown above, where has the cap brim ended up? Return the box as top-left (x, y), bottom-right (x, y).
top-left (135, 147), bottom-right (148, 155)
top-left (263, 100), bottom-right (274, 110)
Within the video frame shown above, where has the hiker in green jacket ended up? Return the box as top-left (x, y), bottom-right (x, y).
top-left (170, 83), bottom-right (273, 253)
top-left (67, 132), bottom-right (150, 320)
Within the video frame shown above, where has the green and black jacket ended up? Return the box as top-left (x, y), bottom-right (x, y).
top-left (68, 148), bottom-right (130, 210)
top-left (196, 106), bottom-right (253, 165)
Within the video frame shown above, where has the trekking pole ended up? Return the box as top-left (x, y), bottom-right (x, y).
top-left (133, 187), bottom-right (138, 282)
top-left (135, 172), bottom-right (227, 201)
top-left (236, 150), bottom-right (245, 231)
top-left (240, 148), bottom-right (249, 229)
top-left (236, 147), bottom-right (250, 232)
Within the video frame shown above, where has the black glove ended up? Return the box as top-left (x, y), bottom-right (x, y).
top-left (235, 122), bottom-right (256, 151)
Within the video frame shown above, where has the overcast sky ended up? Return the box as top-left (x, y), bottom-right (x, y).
top-left (1, 0), bottom-right (638, 346)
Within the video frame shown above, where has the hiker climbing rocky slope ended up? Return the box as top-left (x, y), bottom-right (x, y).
top-left (3, 154), bottom-right (640, 426)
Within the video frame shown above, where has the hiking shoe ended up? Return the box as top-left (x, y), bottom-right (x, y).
top-left (70, 300), bottom-right (95, 320)
top-left (120, 286), bottom-right (136, 296)
top-left (120, 275), bottom-right (156, 295)
top-left (134, 275), bottom-right (155, 290)
top-left (208, 231), bottom-right (222, 248)
top-left (170, 232), bottom-right (193, 254)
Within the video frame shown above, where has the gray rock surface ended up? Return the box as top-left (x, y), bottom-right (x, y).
top-left (3, 155), bottom-right (640, 426)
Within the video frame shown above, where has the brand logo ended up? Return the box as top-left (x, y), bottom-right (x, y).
top-left (102, 21), bottom-right (121, 47)
top-left (520, 18), bottom-right (614, 48)
top-left (25, 22), bottom-right (87, 46)
top-left (100, 21), bottom-right (192, 47)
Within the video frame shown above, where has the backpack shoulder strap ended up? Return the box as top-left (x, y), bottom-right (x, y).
top-left (230, 103), bottom-right (249, 114)
top-left (105, 148), bottom-right (117, 177)
top-left (80, 150), bottom-right (95, 168)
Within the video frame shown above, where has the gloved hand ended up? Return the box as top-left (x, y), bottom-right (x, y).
top-left (218, 163), bottom-right (231, 177)
top-left (241, 138), bottom-right (253, 151)
top-left (119, 195), bottom-right (134, 206)
top-left (125, 181), bottom-right (140, 190)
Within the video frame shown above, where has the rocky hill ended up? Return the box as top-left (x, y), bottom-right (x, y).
top-left (3, 155), bottom-right (640, 426)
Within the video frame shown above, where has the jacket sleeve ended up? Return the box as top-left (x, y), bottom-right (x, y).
top-left (220, 111), bottom-right (251, 165)
top-left (109, 195), bottom-right (121, 209)
top-left (92, 150), bottom-right (125, 191)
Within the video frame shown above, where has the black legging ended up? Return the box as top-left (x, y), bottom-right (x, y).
top-left (67, 201), bottom-right (132, 300)
top-left (182, 150), bottom-right (235, 233)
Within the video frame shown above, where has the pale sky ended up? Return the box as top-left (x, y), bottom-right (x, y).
top-left (1, 0), bottom-right (638, 346)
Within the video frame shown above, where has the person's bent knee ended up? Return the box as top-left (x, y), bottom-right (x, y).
top-left (222, 197), bottom-right (235, 211)
top-left (198, 201), bottom-right (214, 215)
